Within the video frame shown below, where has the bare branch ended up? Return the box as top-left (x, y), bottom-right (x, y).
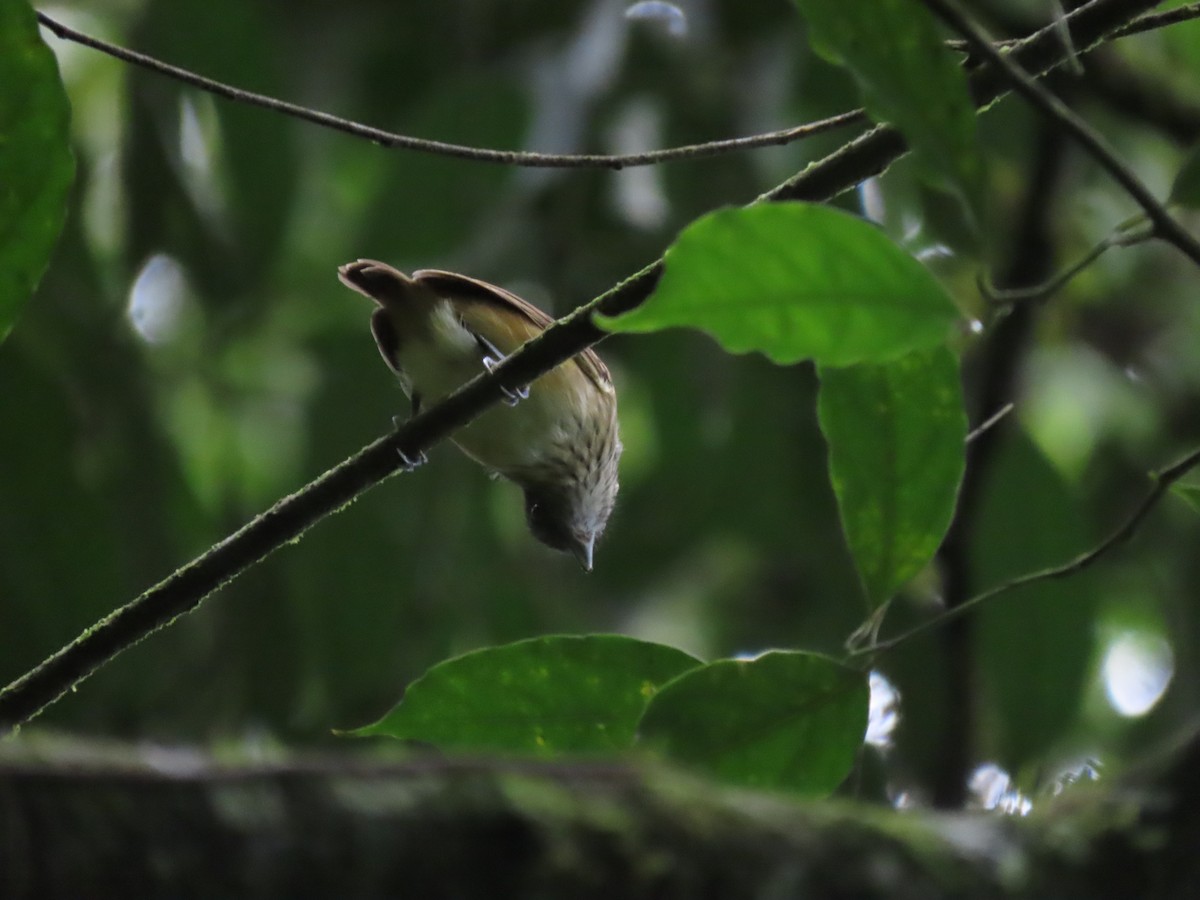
top-left (1102, 0), bottom-right (1200, 38)
top-left (36, 2), bottom-right (1199, 172)
top-left (977, 230), bottom-right (1121, 306)
top-left (964, 403), bottom-right (1015, 444)
top-left (34, 10), bottom-right (863, 171)
top-left (942, 2), bottom-right (1200, 52)
top-left (922, 0), bottom-right (1200, 269)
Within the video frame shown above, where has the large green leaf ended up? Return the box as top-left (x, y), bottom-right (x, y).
top-left (818, 346), bottom-right (967, 607)
top-left (791, 0), bottom-right (984, 225)
top-left (354, 635), bottom-right (700, 754)
top-left (638, 651), bottom-right (868, 796)
top-left (0, 0), bottom-right (74, 342)
top-left (600, 204), bottom-right (960, 366)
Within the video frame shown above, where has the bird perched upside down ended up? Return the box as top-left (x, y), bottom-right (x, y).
top-left (337, 260), bottom-right (621, 570)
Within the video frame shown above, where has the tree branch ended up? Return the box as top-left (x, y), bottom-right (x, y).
top-left (923, 0), bottom-right (1200, 269)
top-left (0, 0), bottom-right (1166, 735)
top-left (35, 3), bottom-right (1199, 172)
top-left (34, 10), bottom-right (864, 171)
top-left (1108, 0), bottom-right (1200, 38)
top-left (5, 726), bottom-right (1200, 898)
top-left (942, 2), bottom-right (1200, 53)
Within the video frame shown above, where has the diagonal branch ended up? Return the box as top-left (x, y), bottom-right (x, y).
top-left (922, 0), bottom-right (1200, 268)
top-left (942, 2), bottom-right (1200, 53)
top-left (0, 0), bottom-right (1165, 734)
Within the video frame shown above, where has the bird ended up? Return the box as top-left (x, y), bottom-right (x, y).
top-left (337, 260), bottom-right (621, 570)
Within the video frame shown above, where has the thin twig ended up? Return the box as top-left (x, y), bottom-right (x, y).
top-left (35, 3), bottom-right (1199, 172)
top-left (944, 1), bottom-right (1200, 52)
top-left (0, 0), bottom-right (1166, 733)
top-left (964, 403), bottom-right (1014, 444)
top-left (979, 211), bottom-right (1158, 306)
top-left (923, 0), bottom-right (1200, 269)
top-left (34, 10), bottom-right (863, 171)
top-left (978, 233), bottom-right (1117, 305)
top-left (859, 445), bottom-right (1200, 657)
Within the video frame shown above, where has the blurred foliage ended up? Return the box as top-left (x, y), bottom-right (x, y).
top-left (0, 0), bottom-right (73, 340)
top-left (4, 0), bottom-right (1200, 811)
top-left (792, 0), bottom-right (986, 225)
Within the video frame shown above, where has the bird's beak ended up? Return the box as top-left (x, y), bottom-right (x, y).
top-left (572, 535), bottom-right (595, 572)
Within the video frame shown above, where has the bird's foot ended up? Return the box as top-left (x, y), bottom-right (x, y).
top-left (482, 355), bottom-right (530, 407)
top-left (391, 416), bottom-right (428, 471)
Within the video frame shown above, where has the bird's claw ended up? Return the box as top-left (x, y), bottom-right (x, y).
top-left (482, 355), bottom-right (530, 407)
top-left (397, 446), bottom-right (428, 472)
top-left (501, 384), bottom-right (531, 407)
top-left (390, 415), bottom-right (428, 471)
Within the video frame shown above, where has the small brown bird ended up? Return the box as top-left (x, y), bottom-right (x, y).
top-left (338, 260), bottom-right (621, 569)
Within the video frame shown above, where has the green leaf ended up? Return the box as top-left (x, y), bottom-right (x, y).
top-left (638, 651), bottom-right (868, 796)
top-left (791, 0), bottom-right (984, 225)
top-left (1170, 481), bottom-right (1200, 515)
top-left (0, 0), bottom-right (75, 342)
top-left (818, 346), bottom-right (967, 607)
top-left (600, 204), bottom-right (960, 366)
top-left (354, 635), bottom-right (701, 754)
top-left (1169, 142), bottom-right (1200, 209)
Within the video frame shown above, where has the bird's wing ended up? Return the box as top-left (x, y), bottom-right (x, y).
top-left (339, 259), bottom-right (433, 387)
top-left (338, 259), bottom-right (420, 308)
top-left (414, 269), bottom-right (614, 394)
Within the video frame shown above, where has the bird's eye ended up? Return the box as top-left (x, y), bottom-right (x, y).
top-left (524, 490), bottom-right (573, 552)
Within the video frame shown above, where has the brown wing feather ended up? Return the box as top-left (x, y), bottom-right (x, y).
top-left (414, 269), bottom-right (613, 393)
top-left (338, 259), bottom-right (419, 307)
top-left (369, 307), bottom-right (403, 376)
